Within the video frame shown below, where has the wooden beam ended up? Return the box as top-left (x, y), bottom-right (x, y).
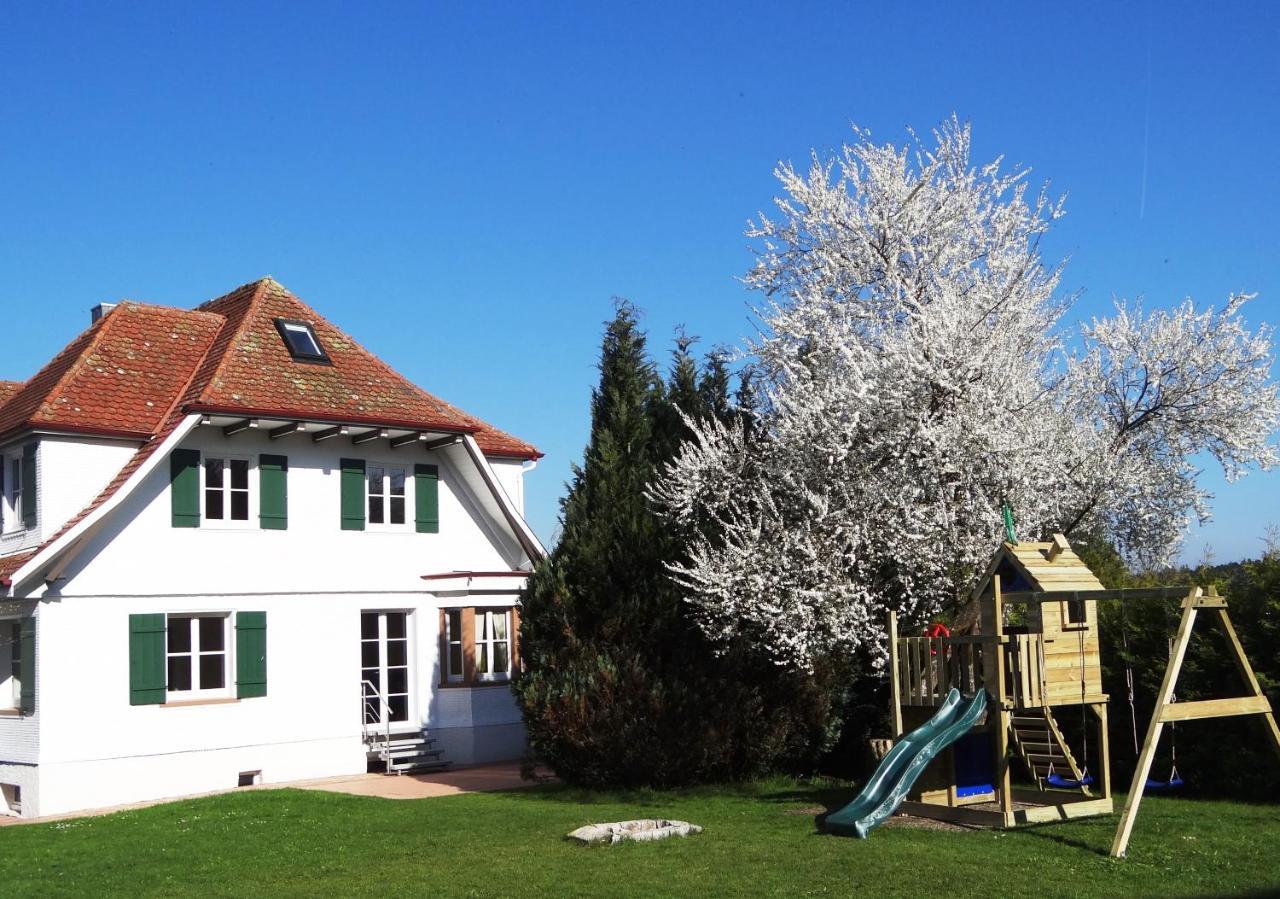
top-left (888, 611), bottom-right (903, 739)
top-left (268, 422), bottom-right (305, 441)
top-left (312, 425), bottom-right (348, 443)
top-left (897, 800), bottom-right (1005, 829)
top-left (1159, 695), bottom-right (1273, 722)
top-left (991, 575), bottom-right (1013, 823)
top-left (1008, 796), bottom-right (1113, 825)
top-left (1096, 703), bottom-right (1111, 800)
top-left (422, 435), bottom-right (461, 452)
top-left (1212, 605), bottom-right (1280, 764)
top-left (389, 432), bottom-right (423, 449)
top-left (351, 428), bottom-right (386, 446)
top-left (1001, 586), bottom-right (1197, 606)
top-left (1111, 588), bottom-right (1200, 858)
top-left (223, 419), bottom-right (257, 437)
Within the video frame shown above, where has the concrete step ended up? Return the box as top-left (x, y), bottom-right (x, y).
top-left (389, 756), bottom-right (451, 774)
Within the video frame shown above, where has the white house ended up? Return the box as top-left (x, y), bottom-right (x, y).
top-left (0, 278), bottom-right (545, 818)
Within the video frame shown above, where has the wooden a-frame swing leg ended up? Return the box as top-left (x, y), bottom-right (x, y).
top-left (1110, 590), bottom-right (1199, 859)
top-left (1213, 607), bottom-right (1280, 765)
top-left (1111, 586), bottom-right (1280, 858)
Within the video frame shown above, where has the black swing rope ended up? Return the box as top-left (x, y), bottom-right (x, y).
top-left (1119, 597), bottom-right (1184, 791)
top-left (1046, 622), bottom-right (1093, 789)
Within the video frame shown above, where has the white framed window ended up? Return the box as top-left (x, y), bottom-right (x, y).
top-left (1, 455), bottom-right (21, 534)
top-left (367, 465), bottom-right (407, 529)
top-left (166, 614), bottom-right (232, 699)
top-left (0, 621), bottom-right (19, 710)
top-left (361, 611), bottom-right (411, 726)
top-left (443, 610), bottom-right (464, 684)
top-left (475, 610), bottom-right (511, 682)
top-left (203, 456), bottom-right (252, 526)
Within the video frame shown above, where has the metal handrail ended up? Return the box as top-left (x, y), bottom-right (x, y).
top-left (361, 678), bottom-right (391, 766)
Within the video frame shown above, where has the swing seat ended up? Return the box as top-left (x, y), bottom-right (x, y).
top-left (1144, 772), bottom-right (1184, 792)
top-left (1045, 772), bottom-right (1094, 789)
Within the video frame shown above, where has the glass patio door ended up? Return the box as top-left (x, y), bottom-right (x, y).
top-left (361, 611), bottom-right (410, 727)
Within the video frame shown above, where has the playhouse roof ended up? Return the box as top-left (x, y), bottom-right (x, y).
top-left (969, 534), bottom-right (1105, 600)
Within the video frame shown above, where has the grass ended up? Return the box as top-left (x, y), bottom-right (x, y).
top-left (0, 780), bottom-right (1276, 897)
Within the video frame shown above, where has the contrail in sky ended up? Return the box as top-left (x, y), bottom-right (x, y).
top-left (1139, 5), bottom-right (1153, 219)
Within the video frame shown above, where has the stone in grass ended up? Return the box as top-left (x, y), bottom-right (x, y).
top-left (567, 819), bottom-right (703, 845)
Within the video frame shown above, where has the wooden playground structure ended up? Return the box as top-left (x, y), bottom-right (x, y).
top-left (885, 534), bottom-right (1280, 857)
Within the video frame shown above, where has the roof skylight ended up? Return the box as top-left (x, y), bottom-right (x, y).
top-left (274, 318), bottom-right (330, 364)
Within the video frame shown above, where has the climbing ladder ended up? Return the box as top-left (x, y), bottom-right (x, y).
top-left (1010, 708), bottom-right (1090, 794)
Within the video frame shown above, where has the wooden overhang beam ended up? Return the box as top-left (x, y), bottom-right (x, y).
top-left (389, 431), bottom-right (423, 449)
top-left (421, 435), bottom-right (461, 452)
top-left (351, 428), bottom-right (387, 445)
top-left (312, 425), bottom-right (349, 443)
top-left (223, 419), bottom-right (257, 437)
top-left (269, 421), bottom-right (306, 441)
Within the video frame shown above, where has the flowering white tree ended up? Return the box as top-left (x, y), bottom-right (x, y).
top-left (652, 118), bottom-right (1278, 671)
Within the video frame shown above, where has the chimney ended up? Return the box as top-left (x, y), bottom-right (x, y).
top-left (91, 302), bottom-right (118, 323)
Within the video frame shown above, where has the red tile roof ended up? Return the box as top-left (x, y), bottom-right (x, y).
top-left (0, 277), bottom-right (539, 589)
top-left (0, 278), bottom-right (540, 459)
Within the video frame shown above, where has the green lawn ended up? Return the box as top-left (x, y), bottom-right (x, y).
top-left (0, 781), bottom-right (1276, 897)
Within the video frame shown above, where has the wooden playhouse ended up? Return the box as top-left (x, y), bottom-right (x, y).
top-left (887, 534), bottom-right (1115, 827)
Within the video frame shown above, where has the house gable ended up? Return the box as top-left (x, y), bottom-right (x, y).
top-left (0, 278), bottom-right (544, 594)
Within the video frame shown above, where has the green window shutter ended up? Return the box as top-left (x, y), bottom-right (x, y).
top-left (414, 464), bottom-right (439, 533)
top-left (259, 454), bottom-right (288, 530)
top-left (340, 458), bottom-right (366, 531)
top-left (129, 613), bottom-right (167, 705)
top-left (18, 617), bottom-right (35, 714)
top-left (170, 448), bottom-right (201, 528)
top-left (235, 611), bottom-right (267, 699)
top-left (21, 443), bottom-right (36, 528)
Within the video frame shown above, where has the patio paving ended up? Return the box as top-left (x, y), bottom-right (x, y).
top-left (0, 762), bottom-right (552, 827)
top-left (288, 762), bottom-right (554, 800)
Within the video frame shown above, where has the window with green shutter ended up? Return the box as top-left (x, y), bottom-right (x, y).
top-left (170, 449), bottom-right (201, 528)
top-left (259, 455), bottom-right (288, 530)
top-left (18, 617), bottom-right (35, 714)
top-left (129, 613), bottom-right (167, 705)
top-left (340, 458), bottom-right (366, 530)
top-left (235, 612), bottom-right (267, 698)
top-left (20, 443), bottom-right (36, 528)
top-left (415, 464), bottom-right (439, 533)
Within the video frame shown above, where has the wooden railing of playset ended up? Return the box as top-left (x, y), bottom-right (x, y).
top-left (895, 635), bottom-right (984, 706)
top-left (893, 632), bottom-right (1047, 710)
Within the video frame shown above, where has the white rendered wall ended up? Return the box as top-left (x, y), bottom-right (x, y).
top-left (51, 427), bottom-right (523, 596)
top-left (488, 460), bottom-right (527, 516)
top-left (36, 435), bottom-right (139, 541)
top-left (0, 435), bottom-right (139, 560)
top-left (9, 425), bottom-right (534, 817)
top-left (32, 589), bottom-right (525, 817)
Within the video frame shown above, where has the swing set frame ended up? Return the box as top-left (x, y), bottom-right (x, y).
top-left (1105, 584), bottom-right (1280, 858)
top-left (1011, 583), bottom-right (1280, 856)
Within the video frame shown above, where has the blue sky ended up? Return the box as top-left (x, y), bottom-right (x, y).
top-left (1, 2), bottom-right (1277, 564)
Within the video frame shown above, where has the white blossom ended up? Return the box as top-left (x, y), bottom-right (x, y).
top-left (652, 117), bottom-right (1279, 670)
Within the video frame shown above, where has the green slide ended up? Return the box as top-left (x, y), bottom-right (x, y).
top-left (826, 687), bottom-right (988, 838)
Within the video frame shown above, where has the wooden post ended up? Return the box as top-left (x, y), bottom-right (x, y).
top-left (1096, 702), bottom-right (1111, 800)
top-left (1110, 588), bottom-right (1200, 858)
top-left (1211, 593), bottom-right (1280, 764)
top-left (888, 611), bottom-right (903, 739)
top-left (991, 575), bottom-right (1013, 823)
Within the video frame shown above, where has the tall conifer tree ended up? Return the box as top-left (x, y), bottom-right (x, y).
top-left (516, 303), bottom-right (835, 786)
